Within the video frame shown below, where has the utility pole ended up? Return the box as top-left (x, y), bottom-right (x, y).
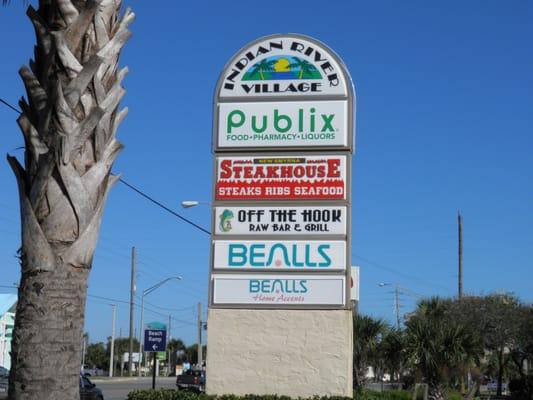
top-left (128, 246), bottom-right (136, 375)
top-left (458, 211), bottom-right (463, 299)
top-left (197, 302), bottom-right (203, 367)
top-left (109, 304), bottom-right (116, 377)
top-left (394, 283), bottom-right (401, 329)
top-left (168, 314), bottom-right (172, 374)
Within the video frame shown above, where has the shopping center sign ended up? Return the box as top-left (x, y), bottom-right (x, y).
top-left (210, 33), bottom-right (355, 310)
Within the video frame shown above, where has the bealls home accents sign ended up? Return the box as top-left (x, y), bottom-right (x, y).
top-left (214, 206), bottom-right (347, 236)
top-left (212, 274), bottom-right (346, 306)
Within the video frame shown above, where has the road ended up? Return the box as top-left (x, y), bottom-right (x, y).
top-left (92, 377), bottom-right (176, 400)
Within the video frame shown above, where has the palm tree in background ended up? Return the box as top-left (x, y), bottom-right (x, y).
top-left (353, 314), bottom-right (387, 389)
top-left (405, 300), bottom-right (482, 400)
top-left (249, 58), bottom-right (276, 80)
top-left (290, 58), bottom-right (318, 79)
top-left (3, 0), bottom-right (133, 398)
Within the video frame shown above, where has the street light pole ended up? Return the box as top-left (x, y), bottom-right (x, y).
top-left (109, 304), bottom-right (116, 377)
top-left (378, 282), bottom-right (401, 329)
top-left (137, 276), bottom-right (182, 377)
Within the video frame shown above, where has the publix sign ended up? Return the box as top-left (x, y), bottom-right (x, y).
top-left (217, 101), bottom-right (348, 148)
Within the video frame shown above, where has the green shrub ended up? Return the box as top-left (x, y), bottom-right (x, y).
top-left (126, 390), bottom-right (411, 400)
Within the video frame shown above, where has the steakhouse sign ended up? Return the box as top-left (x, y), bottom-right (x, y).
top-left (215, 155), bottom-right (347, 201)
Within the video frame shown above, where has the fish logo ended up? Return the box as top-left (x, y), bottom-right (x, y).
top-left (219, 209), bottom-right (234, 232)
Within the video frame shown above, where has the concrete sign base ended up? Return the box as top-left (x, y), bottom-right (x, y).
top-left (206, 308), bottom-right (353, 397)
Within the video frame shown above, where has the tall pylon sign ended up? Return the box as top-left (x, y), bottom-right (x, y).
top-left (207, 34), bottom-right (355, 397)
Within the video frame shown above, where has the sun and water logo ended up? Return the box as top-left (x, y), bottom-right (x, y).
top-left (242, 56), bottom-right (322, 81)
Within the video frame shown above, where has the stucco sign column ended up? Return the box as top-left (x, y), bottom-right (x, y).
top-left (207, 34), bottom-right (355, 397)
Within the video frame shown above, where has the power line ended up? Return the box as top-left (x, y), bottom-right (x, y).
top-left (116, 178), bottom-right (210, 235)
top-left (87, 293), bottom-right (195, 326)
top-left (0, 98), bottom-right (19, 113)
top-left (0, 97), bottom-right (211, 236)
top-left (353, 254), bottom-right (450, 292)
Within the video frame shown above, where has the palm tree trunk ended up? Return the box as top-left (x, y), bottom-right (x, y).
top-left (8, 1), bottom-right (133, 399)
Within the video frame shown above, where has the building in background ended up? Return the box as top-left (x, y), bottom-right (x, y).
top-left (351, 266), bottom-right (360, 313)
top-left (0, 294), bottom-right (17, 370)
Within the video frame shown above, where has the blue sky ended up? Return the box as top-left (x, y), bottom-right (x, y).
top-left (0, 1), bottom-right (532, 346)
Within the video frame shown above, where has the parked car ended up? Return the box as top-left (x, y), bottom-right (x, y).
top-left (176, 369), bottom-right (205, 392)
top-left (0, 368), bottom-right (8, 399)
top-left (0, 377), bottom-right (7, 399)
top-left (80, 374), bottom-right (104, 400)
top-left (81, 365), bottom-right (105, 377)
top-left (0, 374), bottom-right (102, 400)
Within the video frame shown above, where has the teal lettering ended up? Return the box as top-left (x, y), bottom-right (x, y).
top-left (299, 280), bottom-right (308, 293)
top-left (305, 245), bottom-right (317, 267)
top-left (267, 243), bottom-right (291, 266)
top-left (249, 244), bottom-right (265, 266)
top-left (228, 244), bottom-right (247, 266)
top-left (291, 244), bottom-right (304, 267)
top-left (271, 279), bottom-right (285, 293)
top-left (249, 280), bottom-right (260, 293)
top-left (317, 244), bottom-right (331, 267)
top-left (261, 280), bottom-right (271, 292)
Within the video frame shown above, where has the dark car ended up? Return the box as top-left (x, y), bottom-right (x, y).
top-left (176, 369), bottom-right (205, 392)
top-left (80, 374), bottom-right (104, 400)
top-left (0, 373), bottom-right (102, 400)
top-left (0, 368), bottom-right (8, 399)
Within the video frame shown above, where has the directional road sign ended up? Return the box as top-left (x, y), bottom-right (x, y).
top-left (143, 329), bottom-right (167, 353)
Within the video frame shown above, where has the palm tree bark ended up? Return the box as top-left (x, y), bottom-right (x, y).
top-left (7, 1), bottom-right (133, 399)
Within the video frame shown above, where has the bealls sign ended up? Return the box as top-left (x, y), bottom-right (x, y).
top-left (213, 240), bottom-right (346, 271)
